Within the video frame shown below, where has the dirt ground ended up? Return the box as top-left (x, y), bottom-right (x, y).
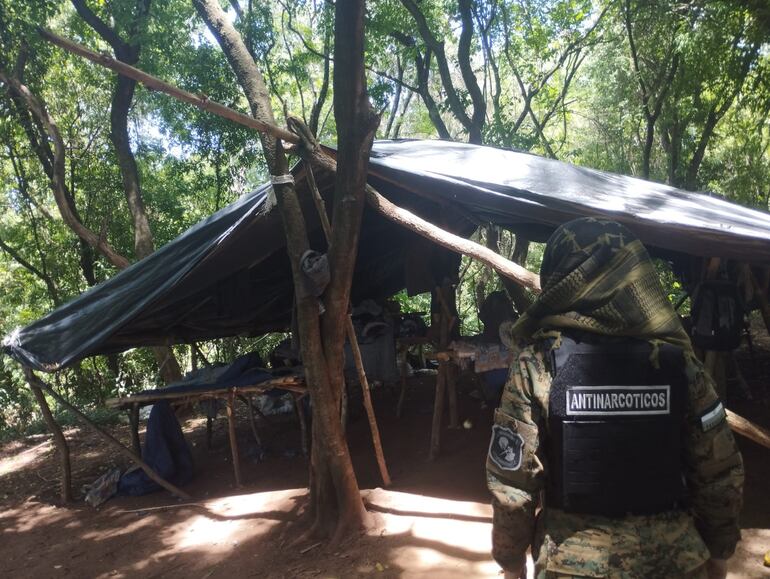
top-left (2, 335), bottom-right (770, 578)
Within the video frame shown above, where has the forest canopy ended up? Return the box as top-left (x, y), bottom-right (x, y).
top-left (1, 0), bottom-right (768, 438)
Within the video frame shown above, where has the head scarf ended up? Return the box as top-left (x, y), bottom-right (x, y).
top-left (506, 217), bottom-right (693, 354)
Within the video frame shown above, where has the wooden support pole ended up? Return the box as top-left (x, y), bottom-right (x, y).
top-left (303, 161), bottom-right (332, 238)
top-left (347, 316), bottom-right (392, 487)
top-left (226, 389), bottom-right (242, 487)
top-left (446, 362), bottom-right (459, 429)
top-left (429, 363), bottom-right (447, 462)
top-left (129, 403), bottom-right (142, 456)
top-left (726, 409), bottom-right (770, 449)
top-left (429, 285), bottom-right (456, 460)
top-left (239, 395), bottom-right (263, 448)
top-left (206, 416), bottom-right (213, 450)
top-left (699, 258), bottom-right (727, 397)
top-left (396, 346), bottom-right (408, 419)
top-left (437, 286), bottom-right (459, 429)
top-left (303, 160), bottom-right (391, 487)
top-left (28, 380), bottom-right (72, 503)
top-left (340, 377), bottom-right (349, 436)
top-left (24, 368), bottom-right (191, 499)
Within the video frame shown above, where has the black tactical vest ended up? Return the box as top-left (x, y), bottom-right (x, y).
top-left (547, 335), bottom-right (687, 517)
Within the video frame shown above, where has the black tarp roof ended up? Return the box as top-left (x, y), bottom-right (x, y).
top-left (6, 139), bottom-right (770, 372)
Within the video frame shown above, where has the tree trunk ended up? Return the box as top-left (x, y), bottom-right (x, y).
top-left (29, 382), bottom-right (72, 503)
top-left (414, 50), bottom-right (451, 140)
top-left (193, 0), bottom-right (369, 540)
top-left (72, 0), bottom-right (182, 383)
top-left (111, 72), bottom-right (154, 259)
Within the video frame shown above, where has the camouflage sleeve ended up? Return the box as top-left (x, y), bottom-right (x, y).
top-left (683, 358), bottom-right (744, 559)
top-left (486, 347), bottom-right (546, 572)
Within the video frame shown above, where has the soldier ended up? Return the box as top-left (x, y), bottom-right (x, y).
top-left (487, 218), bottom-right (744, 579)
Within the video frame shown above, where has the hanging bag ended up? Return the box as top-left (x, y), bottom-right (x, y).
top-left (690, 280), bottom-right (744, 351)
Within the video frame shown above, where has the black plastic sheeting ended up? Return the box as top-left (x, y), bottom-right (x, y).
top-left (6, 139), bottom-right (770, 372)
top-left (368, 140), bottom-right (770, 256)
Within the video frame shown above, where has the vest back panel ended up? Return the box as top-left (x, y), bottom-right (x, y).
top-left (547, 336), bottom-right (688, 517)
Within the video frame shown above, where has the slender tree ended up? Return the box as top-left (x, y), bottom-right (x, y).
top-left (71, 0), bottom-right (182, 382)
top-left (192, 0), bottom-right (375, 540)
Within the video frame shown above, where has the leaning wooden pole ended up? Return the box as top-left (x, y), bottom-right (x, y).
top-left (37, 29), bottom-right (299, 146)
top-left (302, 160), bottom-right (391, 487)
top-left (40, 28), bottom-right (539, 294)
top-left (226, 389), bottom-right (243, 487)
top-left (726, 409), bottom-right (770, 449)
top-left (42, 29), bottom-right (770, 452)
top-left (436, 285), bottom-right (459, 429)
top-left (27, 379), bottom-right (72, 502)
top-left (362, 184), bottom-right (541, 292)
top-left (346, 315), bottom-right (392, 486)
top-left (25, 368), bottom-right (191, 499)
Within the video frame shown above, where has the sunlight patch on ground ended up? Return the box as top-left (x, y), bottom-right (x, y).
top-left (203, 487), bottom-right (303, 517)
top-left (363, 488), bottom-right (493, 520)
top-left (386, 545), bottom-right (502, 578)
top-left (0, 501), bottom-right (71, 534)
top-left (0, 439), bottom-right (51, 477)
top-left (729, 528), bottom-right (770, 579)
top-left (143, 488), bottom-right (304, 556)
top-left (364, 488), bottom-right (492, 553)
top-left (176, 514), bottom-right (242, 550)
top-left (363, 488), bottom-right (531, 578)
top-left (376, 512), bottom-right (492, 554)
top-left (79, 514), bottom-right (157, 542)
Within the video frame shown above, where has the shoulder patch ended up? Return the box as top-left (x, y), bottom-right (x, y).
top-left (700, 400), bottom-right (726, 432)
top-left (488, 424), bottom-right (524, 471)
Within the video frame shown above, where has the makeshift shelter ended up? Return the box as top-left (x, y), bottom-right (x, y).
top-left (8, 139), bottom-right (770, 371)
top-left (6, 139), bottom-right (770, 496)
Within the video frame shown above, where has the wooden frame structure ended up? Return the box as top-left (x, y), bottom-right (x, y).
top-left (26, 370), bottom-right (309, 497)
top-left (107, 374), bottom-right (309, 487)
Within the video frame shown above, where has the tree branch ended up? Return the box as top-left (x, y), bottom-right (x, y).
top-left (39, 28), bottom-right (299, 144)
top-left (414, 48), bottom-right (451, 139)
top-left (457, 0), bottom-right (486, 143)
top-left (400, 0), bottom-right (474, 135)
top-left (43, 29), bottom-right (543, 294)
top-left (0, 236), bottom-right (60, 305)
top-left (6, 142), bottom-right (54, 221)
top-left (0, 68), bottom-right (130, 269)
top-left (70, 0), bottom-right (125, 52)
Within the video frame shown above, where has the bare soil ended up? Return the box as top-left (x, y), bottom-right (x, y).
top-left (2, 331), bottom-right (770, 578)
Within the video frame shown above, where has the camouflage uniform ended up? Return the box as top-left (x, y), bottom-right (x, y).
top-left (487, 331), bottom-right (744, 578)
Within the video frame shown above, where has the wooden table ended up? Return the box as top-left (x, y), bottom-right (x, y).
top-left (106, 374), bottom-right (308, 487)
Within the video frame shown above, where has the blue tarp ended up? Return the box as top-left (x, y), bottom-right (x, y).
top-left (117, 401), bottom-right (194, 496)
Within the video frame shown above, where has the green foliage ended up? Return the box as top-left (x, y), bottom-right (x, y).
top-left (654, 259), bottom-right (690, 314)
top-left (0, 0), bottom-right (768, 441)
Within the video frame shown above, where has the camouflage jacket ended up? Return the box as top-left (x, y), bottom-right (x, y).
top-left (487, 332), bottom-right (744, 577)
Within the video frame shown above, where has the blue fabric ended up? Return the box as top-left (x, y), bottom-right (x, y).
top-left (139, 352), bottom-right (272, 397)
top-left (118, 400), bottom-right (194, 496)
